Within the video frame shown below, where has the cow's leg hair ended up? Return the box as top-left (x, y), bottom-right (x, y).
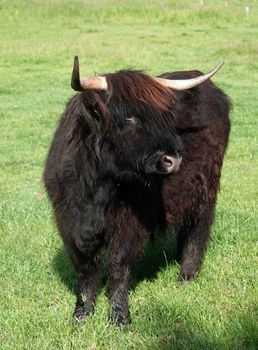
top-left (177, 212), bottom-right (212, 282)
top-left (65, 240), bottom-right (101, 323)
top-left (64, 187), bottom-right (111, 322)
top-left (107, 226), bottom-right (149, 326)
top-left (108, 255), bottom-right (131, 326)
top-left (73, 257), bottom-right (100, 323)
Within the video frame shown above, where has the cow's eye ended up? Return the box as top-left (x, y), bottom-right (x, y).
top-left (125, 116), bottom-right (137, 125)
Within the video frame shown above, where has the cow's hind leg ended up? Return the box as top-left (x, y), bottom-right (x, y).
top-left (177, 209), bottom-right (214, 282)
top-left (107, 221), bottom-right (149, 326)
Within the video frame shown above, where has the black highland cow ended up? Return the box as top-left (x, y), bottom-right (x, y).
top-left (44, 57), bottom-right (230, 325)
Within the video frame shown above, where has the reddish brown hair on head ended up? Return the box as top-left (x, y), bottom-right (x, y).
top-left (106, 70), bottom-right (176, 112)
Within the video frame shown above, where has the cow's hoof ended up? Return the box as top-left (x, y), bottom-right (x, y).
top-left (73, 310), bottom-right (86, 324)
top-left (73, 306), bottom-right (93, 324)
top-left (109, 310), bottom-right (131, 327)
top-left (178, 265), bottom-right (197, 284)
top-left (178, 271), bottom-right (196, 284)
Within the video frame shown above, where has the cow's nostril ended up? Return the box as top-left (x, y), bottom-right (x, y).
top-left (161, 155), bottom-right (174, 168)
top-left (160, 154), bottom-right (182, 173)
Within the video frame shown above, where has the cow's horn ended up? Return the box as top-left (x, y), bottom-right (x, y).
top-left (154, 61), bottom-right (224, 90)
top-left (71, 56), bottom-right (108, 91)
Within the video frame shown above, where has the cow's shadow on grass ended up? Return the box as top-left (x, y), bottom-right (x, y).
top-left (52, 248), bottom-right (77, 294)
top-left (52, 234), bottom-right (178, 295)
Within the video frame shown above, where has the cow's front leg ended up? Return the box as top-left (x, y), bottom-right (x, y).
top-left (73, 256), bottom-right (100, 323)
top-left (63, 197), bottom-right (108, 323)
top-left (108, 255), bottom-right (131, 326)
top-left (70, 185), bottom-right (115, 322)
top-left (65, 239), bottom-right (101, 324)
top-left (107, 217), bottom-right (150, 326)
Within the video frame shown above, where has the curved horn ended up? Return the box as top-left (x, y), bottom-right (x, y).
top-left (71, 56), bottom-right (108, 91)
top-left (154, 61), bottom-right (224, 91)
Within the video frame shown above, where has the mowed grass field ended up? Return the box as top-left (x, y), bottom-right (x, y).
top-left (0, 0), bottom-right (257, 349)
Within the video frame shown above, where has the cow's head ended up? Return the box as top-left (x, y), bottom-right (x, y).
top-left (69, 57), bottom-right (223, 181)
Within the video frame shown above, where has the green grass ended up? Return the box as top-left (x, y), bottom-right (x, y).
top-left (0, 0), bottom-right (257, 349)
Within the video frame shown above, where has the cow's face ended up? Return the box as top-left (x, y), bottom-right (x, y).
top-left (101, 70), bottom-right (183, 179)
top-left (106, 108), bottom-right (183, 178)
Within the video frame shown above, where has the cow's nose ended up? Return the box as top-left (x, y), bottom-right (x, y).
top-left (160, 155), bottom-right (182, 173)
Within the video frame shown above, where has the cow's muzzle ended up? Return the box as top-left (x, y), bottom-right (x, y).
top-left (160, 155), bottom-right (182, 174)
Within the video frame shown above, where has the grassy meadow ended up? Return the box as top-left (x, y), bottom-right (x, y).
top-left (0, 0), bottom-right (257, 349)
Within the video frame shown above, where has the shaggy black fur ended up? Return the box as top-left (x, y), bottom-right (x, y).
top-left (44, 69), bottom-right (230, 325)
